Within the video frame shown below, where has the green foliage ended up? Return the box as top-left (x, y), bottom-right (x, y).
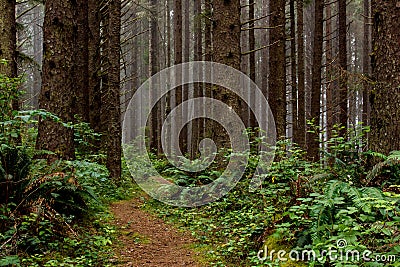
top-left (0, 145), bottom-right (31, 205)
top-left (0, 72), bottom-right (24, 145)
top-left (0, 62), bottom-right (128, 266)
top-left (0, 71), bottom-right (22, 120)
top-left (366, 150), bottom-right (400, 188)
top-left (144, 139), bottom-right (316, 266)
top-left (72, 116), bottom-right (103, 161)
top-left (0, 255), bottom-right (20, 267)
top-left (149, 153), bottom-right (222, 187)
top-left (0, 157), bottom-right (127, 265)
top-left (276, 180), bottom-right (400, 266)
top-left (144, 127), bottom-right (400, 266)
top-left (321, 124), bottom-right (371, 186)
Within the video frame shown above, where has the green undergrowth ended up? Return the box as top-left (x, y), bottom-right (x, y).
top-left (0, 154), bottom-right (136, 266)
top-left (0, 73), bottom-right (137, 266)
top-left (142, 130), bottom-right (400, 267)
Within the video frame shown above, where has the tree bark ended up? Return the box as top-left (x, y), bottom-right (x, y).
top-left (338, 0), bottom-right (348, 135)
top-left (182, 0), bottom-right (190, 154)
top-left (248, 0), bottom-right (256, 128)
top-left (290, 0), bottom-right (298, 145)
top-left (0, 0), bottom-right (17, 78)
top-left (88, 0), bottom-right (102, 135)
top-left (204, 0), bottom-right (212, 143)
top-left (192, 0), bottom-right (203, 158)
top-left (296, 0), bottom-right (306, 149)
top-left (369, 1), bottom-right (400, 155)
top-left (362, 0), bottom-right (371, 130)
top-left (102, 0), bottom-right (122, 181)
top-left (0, 0), bottom-right (18, 111)
top-left (260, 0), bottom-right (269, 133)
top-left (149, 0), bottom-right (160, 152)
top-left (204, 0), bottom-right (212, 63)
top-left (326, 1), bottom-right (334, 142)
top-left (174, 0), bottom-right (183, 155)
top-left (307, 0), bottom-right (324, 161)
top-left (32, 5), bottom-right (43, 109)
top-left (75, 0), bottom-right (90, 122)
top-left (211, 0), bottom-right (241, 149)
top-left (37, 0), bottom-right (77, 161)
top-left (268, 0), bottom-right (286, 140)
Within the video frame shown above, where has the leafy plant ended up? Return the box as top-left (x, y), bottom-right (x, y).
top-left (366, 150), bottom-right (400, 189)
top-left (0, 145), bottom-right (31, 205)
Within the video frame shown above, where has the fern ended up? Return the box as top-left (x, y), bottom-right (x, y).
top-left (388, 150), bottom-right (400, 160)
top-left (300, 180), bottom-right (398, 252)
top-left (366, 150), bottom-right (400, 186)
top-left (0, 145), bottom-right (31, 204)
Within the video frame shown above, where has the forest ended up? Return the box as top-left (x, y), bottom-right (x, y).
top-left (0, 0), bottom-right (399, 266)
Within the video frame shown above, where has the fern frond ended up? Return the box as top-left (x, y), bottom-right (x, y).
top-left (309, 173), bottom-right (335, 183)
top-left (366, 155), bottom-right (400, 185)
top-left (364, 150), bottom-right (387, 160)
top-left (361, 187), bottom-right (385, 200)
top-left (388, 150), bottom-right (400, 161)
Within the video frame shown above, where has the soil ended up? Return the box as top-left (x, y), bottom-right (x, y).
top-left (109, 197), bottom-right (206, 267)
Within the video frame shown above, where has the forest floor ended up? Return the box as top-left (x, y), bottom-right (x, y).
top-left (109, 196), bottom-right (206, 267)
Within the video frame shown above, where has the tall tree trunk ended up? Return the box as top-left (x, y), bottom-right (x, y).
top-left (149, 0), bottom-right (160, 152)
top-left (362, 0), bottom-right (371, 131)
top-left (248, 0), bottom-right (255, 83)
top-left (240, 0), bottom-right (249, 127)
top-left (248, 0), bottom-right (256, 128)
top-left (75, 0), bottom-right (89, 121)
top-left (268, 0), bottom-right (286, 140)
top-left (174, 0), bottom-right (183, 155)
top-left (307, 0), bottom-right (324, 161)
top-left (204, 0), bottom-right (212, 142)
top-left (296, 0), bottom-right (306, 149)
top-left (32, 5), bottom-right (43, 109)
top-left (212, 0), bottom-right (241, 148)
top-left (192, 0), bottom-right (203, 158)
top-left (338, 0), bottom-right (348, 135)
top-left (88, 0), bottom-right (102, 136)
top-left (165, 0), bottom-right (172, 154)
top-left (369, 1), bottom-right (400, 155)
top-left (0, 0), bottom-right (18, 111)
top-left (182, 0), bottom-right (190, 154)
top-left (37, 0), bottom-right (77, 161)
top-left (204, 0), bottom-right (212, 63)
top-left (102, 0), bottom-right (122, 181)
top-left (290, 0), bottom-right (298, 145)
top-left (326, 1), bottom-right (334, 142)
top-left (166, 0), bottom-right (171, 67)
top-left (212, 0), bottom-right (241, 79)
top-left (260, 0), bottom-right (269, 133)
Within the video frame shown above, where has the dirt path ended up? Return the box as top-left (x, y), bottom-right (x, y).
top-left (110, 198), bottom-right (205, 267)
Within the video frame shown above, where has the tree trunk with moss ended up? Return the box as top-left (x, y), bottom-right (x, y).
top-left (370, 1), bottom-right (400, 155)
top-left (36, 0), bottom-right (77, 161)
top-left (0, 0), bottom-right (16, 78)
top-left (0, 0), bottom-right (18, 111)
